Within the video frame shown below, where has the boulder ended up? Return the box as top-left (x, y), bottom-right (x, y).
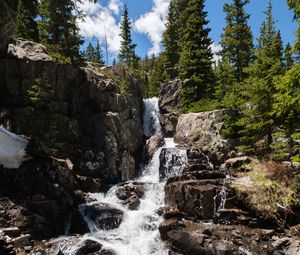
top-left (175, 110), bottom-right (231, 163)
top-left (76, 175), bottom-right (102, 193)
top-left (75, 239), bottom-right (102, 255)
top-left (7, 39), bottom-right (53, 61)
top-left (159, 79), bottom-right (181, 136)
top-left (159, 79), bottom-right (181, 114)
top-left (146, 134), bottom-right (165, 159)
top-left (165, 180), bottom-right (220, 220)
top-left (80, 203), bottom-right (123, 230)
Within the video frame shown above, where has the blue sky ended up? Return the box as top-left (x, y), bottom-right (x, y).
top-left (78, 0), bottom-right (297, 64)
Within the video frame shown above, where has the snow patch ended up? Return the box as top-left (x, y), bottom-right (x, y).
top-left (0, 126), bottom-right (30, 169)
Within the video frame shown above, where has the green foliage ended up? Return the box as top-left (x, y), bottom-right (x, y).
top-left (38, 0), bottom-right (84, 65)
top-left (148, 56), bottom-right (166, 97)
top-left (161, 0), bottom-right (181, 79)
top-left (272, 63), bottom-right (300, 160)
top-left (25, 78), bottom-right (58, 156)
top-left (284, 42), bottom-right (294, 69)
top-left (14, 0), bottom-right (39, 41)
top-left (118, 4), bottom-right (138, 66)
top-left (178, 0), bottom-right (215, 112)
top-left (221, 0), bottom-right (253, 82)
top-left (84, 41), bottom-right (105, 64)
top-left (287, 0), bottom-right (300, 59)
top-left (235, 1), bottom-right (284, 152)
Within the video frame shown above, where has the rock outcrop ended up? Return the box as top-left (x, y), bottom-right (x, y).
top-left (0, 39), bottom-right (144, 183)
top-left (175, 109), bottom-right (231, 163)
top-left (0, 40), bottom-right (144, 251)
top-left (159, 79), bottom-right (181, 136)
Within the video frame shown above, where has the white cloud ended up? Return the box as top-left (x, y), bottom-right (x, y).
top-left (77, 1), bottom-right (121, 54)
top-left (134, 0), bottom-right (170, 56)
top-left (108, 0), bottom-right (121, 15)
top-left (211, 42), bottom-right (222, 63)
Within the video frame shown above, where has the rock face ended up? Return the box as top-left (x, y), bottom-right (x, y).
top-left (175, 109), bottom-right (231, 163)
top-left (0, 40), bottom-right (144, 183)
top-left (0, 158), bottom-right (74, 239)
top-left (159, 79), bottom-right (181, 136)
top-left (0, 0), bottom-right (17, 56)
top-left (145, 134), bottom-right (164, 159)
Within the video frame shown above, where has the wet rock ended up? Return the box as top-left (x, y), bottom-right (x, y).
top-left (123, 194), bottom-right (140, 210)
top-left (80, 203), bottom-right (123, 230)
top-left (75, 239), bottom-right (102, 255)
top-left (115, 182), bottom-right (145, 200)
top-left (146, 134), bottom-right (165, 159)
top-left (165, 180), bottom-right (219, 220)
top-left (159, 148), bottom-right (187, 181)
top-left (76, 175), bottom-right (102, 193)
top-left (163, 209), bottom-right (186, 220)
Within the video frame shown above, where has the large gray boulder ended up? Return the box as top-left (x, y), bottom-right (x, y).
top-left (175, 109), bottom-right (231, 163)
top-left (7, 40), bottom-right (53, 61)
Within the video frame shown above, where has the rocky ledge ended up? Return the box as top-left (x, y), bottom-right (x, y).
top-left (0, 40), bottom-right (144, 253)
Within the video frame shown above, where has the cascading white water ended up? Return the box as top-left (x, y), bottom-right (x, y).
top-left (59, 97), bottom-right (187, 255)
top-left (143, 98), bottom-right (162, 137)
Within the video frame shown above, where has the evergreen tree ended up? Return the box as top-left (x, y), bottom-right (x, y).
top-left (220, 0), bottom-right (253, 82)
top-left (85, 42), bottom-right (95, 62)
top-left (148, 56), bottom-right (166, 97)
top-left (118, 4), bottom-right (138, 65)
top-left (284, 42), bottom-right (294, 68)
top-left (161, 0), bottom-right (181, 79)
top-left (94, 40), bottom-right (105, 65)
top-left (14, 0), bottom-right (31, 40)
top-left (214, 58), bottom-right (237, 103)
top-left (39, 0), bottom-right (84, 65)
top-left (273, 63), bottom-right (300, 159)
top-left (238, 1), bottom-right (284, 152)
top-left (14, 0), bottom-right (39, 41)
top-left (287, 0), bottom-right (300, 59)
top-left (178, 0), bottom-right (214, 111)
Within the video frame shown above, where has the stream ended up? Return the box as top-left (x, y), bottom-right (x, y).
top-left (57, 97), bottom-right (187, 255)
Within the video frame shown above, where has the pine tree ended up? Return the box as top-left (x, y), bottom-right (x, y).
top-left (14, 0), bottom-right (39, 41)
top-left (94, 40), bottom-right (105, 65)
top-left (178, 0), bottom-right (214, 111)
top-left (220, 0), bottom-right (253, 82)
top-left (14, 0), bottom-right (31, 40)
top-left (161, 0), bottom-right (181, 79)
top-left (85, 42), bottom-right (95, 62)
top-left (39, 0), bottom-right (84, 65)
top-left (273, 63), bottom-right (300, 159)
top-left (284, 42), bottom-right (294, 68)
top-left (238, 1), bottom-right (284, 152)
top-left (287, 0), bottom-right (300, 59)
top-left (118, 4), bottom-right (138, 65)
top-left (148, 56), bottom-right (166, 97)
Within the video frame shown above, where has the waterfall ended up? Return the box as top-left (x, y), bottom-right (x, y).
top-left (58, 97), bottom-right (187, 255)
top-left (143, 98), bottom-right (162, 137)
